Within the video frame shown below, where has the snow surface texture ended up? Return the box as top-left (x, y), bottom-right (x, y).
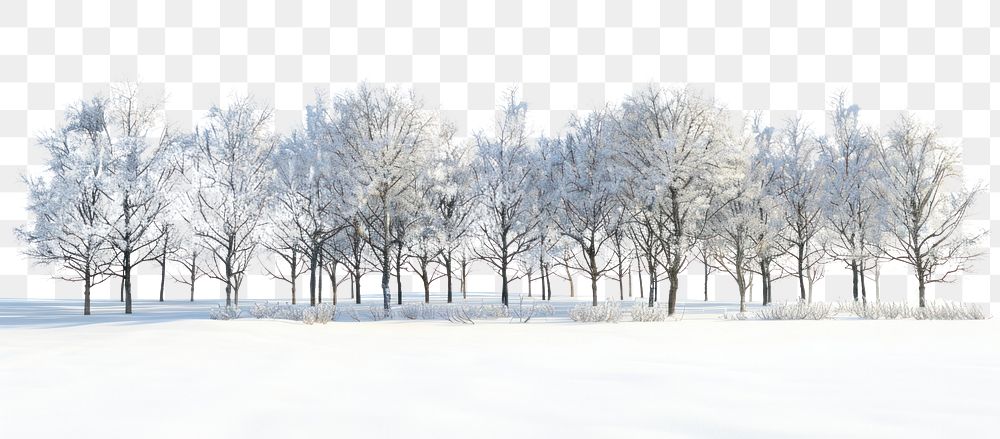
top-left (1, 299), bottom-right (998, 438)
top-left (0, 0), bottom-right (995, 306)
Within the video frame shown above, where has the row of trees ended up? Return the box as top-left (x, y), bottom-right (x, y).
top-left (18, 84), bottom-right (983, 315)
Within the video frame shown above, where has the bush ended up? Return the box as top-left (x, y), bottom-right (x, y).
top-left (913, 302), bottom-right (990, 320)
top-left (630, 301), bottom-right (670, 322)
top-left (569, 301), bottom-right (622, 323)
top-left (841, 300), bottom-right (990, 320)
top-left (209, 305), bottom-right (242, 320)
top-left (722, 301), bottom-right (834, 321)
top-left (399, 303), bottom-right (440, 320)
top-left (510, 296), bottom-right (555, 323)
top-left (368, 305), bottom-right (392, 321)
top-left (840, 301), bottom-right (911, 319)
top-left (754, 301), bottom-right (835, 320)
top-left (440, 304), bottom-right (478, 324)
top-left (303, 303), bottom-right (336, 325)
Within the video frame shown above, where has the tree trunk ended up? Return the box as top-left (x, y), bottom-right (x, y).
top-left (308, 248), bottom-right (318, 306)
top-left (395, 257), bottom-right (403, 305)
top-left (797, 244), bottom-right (806, 301)
top-left (328, 261), bottom-right (338, 305)
top-left (851, 259), bottom-right (859, 302)
top-left (83, 271), bottom-right (92, 316)
top-left (565, 265), bottom-right (575, 298)
top-left (355, 273), bottom-right (363, 305)
top-left (189, 255), bottom-right (197, 302)
top-left (545, 267), bottom-right (553, 301)
top-left (859, 260), bottom-right (867, 305)
top-left (317, 251), bottom-right (324, 304)
top-left (918, 274), bottom-right (926, 307)
top-left (124, 251), bottom-right (133, 314)
top-left (500, 261), bottom-right (509, 307)
top-left (540, 265), bottom-right (547, 300)
top-left (423, 277), bottom-right (431, 304)
top-left (647, 265), bottom-right (656, 308)
top-left (381, 246), bottom-right (391, 312)
top-left (703, 264), bottom-right (709, 301)
top-left (618, 276), bottom-right (624, 301)
top-left (158, 258), bottom-right (166, 302)
top-left (591, 274), bottom-right (598, 306)
top-left (224, 258), bottom-right (233, 307)
top-left (119, 280), bottom-right (124, 302)
top-left (445, 254), bottom-right (453, 303)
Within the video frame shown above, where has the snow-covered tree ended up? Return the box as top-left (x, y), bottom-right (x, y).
top-left (329, 84), bottom-right (434, 312)
top-left (183, 98), bottom-right (276, 307)
top-left (551, 110), bottom-right (626, 306)
top-left (773, 117), bottom-right (827, 301)
top-left (819, 95), bottom-right (883, 303)
top-left (711, 135), bottom-right (761, 313)
top-left (90, 85), bottom-right (177, 314)
top-left (745, 121), bottom-right (788, 306)
top-left (473, 90), bottom-right (541, 307)
top-left (17, 99), bottom-right (116, 315)
top-left (875, 115), bottom-right (986, 307)
top-left (616, 86), bottom-right (727, 313)
top-left (428, 126), bottom-right (479, 303)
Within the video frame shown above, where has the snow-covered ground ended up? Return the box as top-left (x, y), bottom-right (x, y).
top-left (1, 299), bottom-right (997, 438)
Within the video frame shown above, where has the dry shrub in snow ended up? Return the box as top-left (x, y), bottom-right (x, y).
top-left (630, 301), bottom-right (670, 322)
top-left (249, 302), bottom-right (275, 319)
top-left (912, 302), bottom-right (990, 320)
top-left (840, 301), bottom-right (912, 320)
top-left (841, 301), bottom-right (990, 320)
top-left (510, 296), bottom-right (555, 323)
top-left (399, 303), bottom-right (441, 320)
top-left (569, 301), bottom-right (623, 323)
top-left (302, 303), bottom-right (336, 325)
top-left (754, 301), bottom-right (835, 320)
top-left (368, 305), bottom-right (392, 321)
top-left (209, 305), bottom-right (242, 320)
top-left (440, 304), bottom-right (479, 324)
top-left (722, 301), bottom-right (834, 321)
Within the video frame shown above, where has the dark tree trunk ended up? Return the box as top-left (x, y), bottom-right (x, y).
top-left (124, 250), bottom-right (133, 314)
top-left (189, 255), bottom-right (197, 302)
top-left (540, 265), bottom-right (547, 300)
top-left (317, 251), bottom-right (324, 304)
top-left (545, 266), bottom-right (553, 301)
top-left (83, 270), bottom-right (92, 315)
top-left (308, 247), bottom-right (318, 306)
top-left (703, 264), bottom-right (709, 301)
top-left (355, 273), bottom-right (363, 305)
top-left (445, 254), bottom-right (453, 303)
top-left (395, 257), bottom-right (403, 305)
top-left (119, 280), bottom-right (124, 302)
top-left (158, 257), bottom-right (166, 302)
top-left (851, 259), bottom-right (859, 302)
top-left (859, 261), bottom-right (868, 305)
top-left (647, 265), bottom-right (656, 308)
top-left (918, 274), bottom-right (926, 307)
top-left (797, 244), bottom-right (806, 301)
top-left (501, 259), bottom-right (509, 307)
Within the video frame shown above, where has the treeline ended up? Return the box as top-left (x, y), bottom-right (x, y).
top-left (18, 83), bottom-right (983, 315)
